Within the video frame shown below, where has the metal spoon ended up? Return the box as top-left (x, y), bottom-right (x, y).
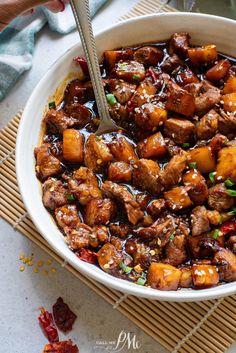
top-left (70, 0), bottom-right (121, 135)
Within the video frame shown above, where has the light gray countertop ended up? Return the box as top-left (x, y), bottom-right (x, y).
top-left (0, 1), bottom-right (236, 352)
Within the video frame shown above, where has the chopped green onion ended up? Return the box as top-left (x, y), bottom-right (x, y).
top-left (212, 229), bottom-right (220, 239)
top-left (132, 74), bottom-right (141, 81)
top-left (189, 162), bottom-right (197, 169)
top-left (227, 189), bottom-right (236, 197)
top-left (48, 101), bottom-right (56, 110)
top-left (219, 214), bottom-right (223, 226)
top-left (106, 93), bottom-right (117, 106)
top-left (225, 179), bottom-right (234, 187)
top-left (120, 261), bottom-right (132, 274)
top-left (223, 139), bottom-right (229, 146)
top-left (117, 62), bottom-right (127, 71)
top-left (67, 194), bottom-right (75, 201)
top-left (96, 136), bottom-right (103, 141)
top-left (137, 276), bottom-right (146, 286)
top-left (182, 142), bottom-right (190, 148)
top-left (169, 233), bottom-right (175, 241)
top-left (209, 172), bottom-right (215, 183)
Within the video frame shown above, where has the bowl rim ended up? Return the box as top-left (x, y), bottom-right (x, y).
top-left (16, 12), bottom-right (236, 301)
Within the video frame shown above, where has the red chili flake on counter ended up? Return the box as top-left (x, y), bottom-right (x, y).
top-left (73, 56), bottom-right (89, 75)
top-left (53, 297), bottom-right (77, 333)
top-left (76, 248), bottom-right (98, 264)
top-left (39, 308), bottom-right (59, 343)
top-left (220, 221), bottom-right (236, 235)
top-left (43, 339), bottom-right (79, 353)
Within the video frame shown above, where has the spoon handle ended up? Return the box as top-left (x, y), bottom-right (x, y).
top-left (70, 0), bottom-right (111, 122)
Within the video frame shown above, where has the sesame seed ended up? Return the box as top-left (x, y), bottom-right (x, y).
top-left (33, 268), bottom-right (39, 273)
top-left (208, 269), bottom-right (214, 274)
top-left (104, 263), bottom-right (110, 269)
top-left (150, 250), bottom-right (156, 256)
top-left (19, 265), bottom-right (25, 272)
top-left (37, 260), bottom-right (44, 267)
top-left (46, 259), bottom-right (52, 266)
top-left (97, 159), bottom-right (102, 165)
top-left (42, 270), bottom-right (49, 276)
top-left (51, 268), bottom-right (57, 273)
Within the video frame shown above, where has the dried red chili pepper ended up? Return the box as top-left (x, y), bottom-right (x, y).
top-left (53, 297), bottom-right (77, 333)
top-left (43, 339), bottom-right (79, 353)
top-left (76, 248), bottom-right (98, 264)
top-left (73, 56), bottom-right (89, 75)
top-left (39, 308), bottom-right (59, 343)
top-left (127, 100), bottom-right (137, 114)
top-left (220, 221), bottom-right (236, 235)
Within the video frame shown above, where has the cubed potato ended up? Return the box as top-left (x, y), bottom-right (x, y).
top-left (147, 263), bottom-right (181, 290)
top-left (206, 59), bottom-right (230, 81)
top-left (175, 66), bottom-right (199, 86)
top-left (108, 161), bottom-right (132, 182)
top-left (188, 45), bottom-right (218, 65)
top-left (222, 93), bottom-right (236, 112)
top-left (189, 146), bottom-right (216, 174)
top-left (129, 79), bottom-right (156, 107)
top-left (114, 61), bottom-right (145, 82)
top-left (135, 103), bottom-right (167, 131)
top-left (223, 75), bottom-right (236, 94)
top-left (180, 268), bottom-right (192, 288)
top-left (137, 131), bottom-right (167, 159)
top-left (164, 118), bottom-right (195, 144)
top-left (164, 186), bottom-right (192, 211)
top-left (84, 134), bottom-right (113, 171)
top-left (195, 109), bottom-right (219, 140)
top-left (104, 48), bottom-right (133, 68)
top-left (63, 129), bottom-right (84, 163)
top-left (192, 264), bottom-right (219, 288)
top-left (109, 137), bottom-right (138, 163)
top-left (166, 86), bottom-right (195, 117)
top-left (183, 169), bottom-right (208, 205)
top-left (97, 243), bottom-right (122, 272)
top-left (216, 146), bottom-right (236, 182)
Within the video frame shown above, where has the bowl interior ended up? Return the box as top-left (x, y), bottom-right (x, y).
top-left (16, 13), bottom-right (236, 301)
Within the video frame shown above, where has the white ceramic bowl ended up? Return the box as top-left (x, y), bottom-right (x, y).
top-left (16, 13), bottom-right (236, 301)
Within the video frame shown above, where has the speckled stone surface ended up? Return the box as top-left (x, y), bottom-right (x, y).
top-left (0, 1), bottom-right (236, 352)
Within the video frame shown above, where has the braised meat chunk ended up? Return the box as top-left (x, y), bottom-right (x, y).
top-left (36, 33), bottom-right (236, 291)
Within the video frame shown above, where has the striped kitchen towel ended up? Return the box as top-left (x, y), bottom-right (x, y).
top-left (0, 0), bottom-right (107, 102)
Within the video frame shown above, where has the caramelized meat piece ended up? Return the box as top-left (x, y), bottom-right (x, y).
top-left (134, 103), bottom-right (167, 132)
top-left (195, 81), bottom-right (221, 115)
top-left (175, 66), bottom-right (199, 86)
top-left (218, 110), bottom-right (236, 135)
top-left (160, 150), bottom-right (189, 188)
top-left (192, 264), bottom-right (219, 288)
top-left (206, 209), bottom-right (222, 226)
top-left (44, 109), bottom-right (78, 134)
top-left (102, 181), bottom-right (144, 225)
top-left (188, 45), bottom-right (218, 65)
top-left (135, 217), bottom-right (176, 246)
top-left (63, 129), bottom-right (84, 163)
top-left (164, 186), bottom-right (192, 211)
top-left (183, 169), bottom-right (208, 205)
top-left (104, 48), bottom-right (133, 68)
top-left (84, 134), bottom-right (113, 171)
top-left (169, 32), bottom-right (190, 58)
top-left (84, 198), bottom-right (116, 226)
top-left (209, 133), bottom-right (227, 157)
top-left (133, 46), bottom-right (163, 65)
top-left (132, 159), bottom-right (162, 194)
top-left (216, 146), bottom-right (236, 182)
top-left (64, 79), bottom-right (94, 104)
top-left (191, 206), bottom-right (210, 236)
top-left (55, 204), bottom-right (80, 229)
top-left (213, 248), bottom-right (236, 281)
top-left (114, 61), bottom-right (145, 82)
top-left (129, 79), bottom-right (156, 107)
top-left (42, 178), bottom-right (68, 210)
top-left (108, 161), bottom-right (132, 183)
top-left (147, 263), bottom-right (181, 290)
top-left (64, 103), bottom-right (92, 127)
top-left (208, 183), bottom-right (234, 211)
top-left (34, 143), bottom-right (62, 180)
top-left (166, 84), bottom-right (195, 117)
top-left (97, 243), bottom-right (122, 272)
top-left (206, 59), bottom-right (230, 82)
top-left (109, 136), bottom-right (138, 163)
top-left (109, 223), bottom-right (130, 238)
top-left (164, 118), bottom-right (194, 144)
top-left (68, 167), bottom-right (102, 205)
top-left (161, 54), bottom-right (183, 73)
top-left (65, 223), bottom-right (91, 249)
top-left (189, 232), bottom-right (224, 259)
top-left (196, 109), bottom-right (219, 140)
top-left (164, 138), bottom-right (182, 157)
top-left (137, 131), bottom-right (167, 159)
top-left (165, 234), bottom-right (187, 266)
top-left (108, 79), bottom-right (136, 104)
top-left (189, 146), bottom-right (216, 174)
top-left (147, 199), bottom-right (166, 218)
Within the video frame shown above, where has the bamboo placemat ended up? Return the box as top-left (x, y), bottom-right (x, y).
top-left (1, 2), bottom-right (236, 353)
